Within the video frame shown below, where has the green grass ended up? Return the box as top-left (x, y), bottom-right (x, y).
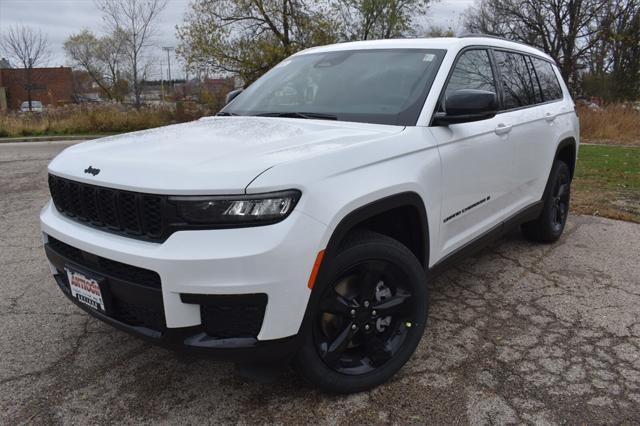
top-left (573, 145), bottom-right (640, 222)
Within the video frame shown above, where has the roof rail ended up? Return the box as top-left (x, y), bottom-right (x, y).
top-left (457, 33), bottom-right (551, 57)
top-left (458, 33), bottom-right (512, 41)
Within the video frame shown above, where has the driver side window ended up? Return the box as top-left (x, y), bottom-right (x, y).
top-left (440, 49), bottom-right (496, 112)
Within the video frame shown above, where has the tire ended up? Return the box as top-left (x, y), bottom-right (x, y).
top-left (522, 160), bottom-right (571, 243)
top-left (294, 230), bottom-right (428, 393)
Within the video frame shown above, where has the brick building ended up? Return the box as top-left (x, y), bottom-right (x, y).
top-left (0, 67), bottom-right (73, 111)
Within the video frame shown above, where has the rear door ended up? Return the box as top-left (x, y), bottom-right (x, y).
top-left (492, 50), bottom-right (557, 208)
top-left (525, 57), bottom-right (569, 199)
top-left (429, 48), bottom-right (518, 256)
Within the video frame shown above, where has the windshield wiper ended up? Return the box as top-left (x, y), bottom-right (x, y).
top-left (254, 112), bottom-right (337, 120)
top-left (215, 111), bottom-right (240, 116)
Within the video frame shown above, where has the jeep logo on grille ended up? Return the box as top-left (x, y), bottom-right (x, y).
top-left (84, 166), bottom-right (100, 176)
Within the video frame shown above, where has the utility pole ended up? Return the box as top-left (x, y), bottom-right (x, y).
top-left (160, 61), bottom-right (164, 104)
top-left (162, 47), bottom-right (174, 89)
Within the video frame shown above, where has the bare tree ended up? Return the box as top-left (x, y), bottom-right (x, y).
top-left (96, 29), bottom-right (129, 100)
top-left (597, 0), bottom-right (640, 100)
top-left (96, 0), bottom-right (168, 107)
top-left (0, 25), bottom-right (50, 68)
top-left (463, 0), bottom-right (610, 91)
top-left (0, 25), bottom-right (50, 110)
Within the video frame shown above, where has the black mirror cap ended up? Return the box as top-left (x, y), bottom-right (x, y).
top-left (225, 88), bottom-right (244, 105)
top-left (433, 89), bottom-right (498, 125)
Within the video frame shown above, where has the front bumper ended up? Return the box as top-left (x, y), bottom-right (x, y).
top-left (40, 200), bottom-right (327, 357)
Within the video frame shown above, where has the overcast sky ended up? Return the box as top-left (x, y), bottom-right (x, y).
top-left (0, 0), bottom-right (473, 79)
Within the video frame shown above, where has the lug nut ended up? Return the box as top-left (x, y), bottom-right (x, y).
top-left (372, 310), bottom-right (377, 316)
top-left (364, 324), bottom-right (371, 331)
top-left (351, 324), bottom-right (357, 330)
top-left (363, 300), bottom-right (370, 308)
top-left (350, 309), bottom-right (356, 317)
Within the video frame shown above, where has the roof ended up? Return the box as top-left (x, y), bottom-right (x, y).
top-left (296, 36), bottom-right (553, 62)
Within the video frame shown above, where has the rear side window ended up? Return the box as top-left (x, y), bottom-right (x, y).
top-left (494, 50), bottom-right (539, 109)
top-left (531, 57), bottom-right (563, 101)
top-left (440, 49), bottom-right (496, 110)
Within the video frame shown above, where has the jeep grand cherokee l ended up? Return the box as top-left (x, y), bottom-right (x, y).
top-left (41, 36), bottom-right (579, 393)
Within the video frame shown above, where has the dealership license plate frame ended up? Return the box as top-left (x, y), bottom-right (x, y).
top-left (65, 265), bottom-right (110, 314)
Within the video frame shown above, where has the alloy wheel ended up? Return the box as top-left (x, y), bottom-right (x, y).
top-left (550, 169), bottom-right (570, 232)
top-left (314, 259), bottom-right (416, 375)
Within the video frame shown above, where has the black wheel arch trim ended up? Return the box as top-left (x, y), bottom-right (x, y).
top-left (322, 192), bottom-right (430, 268)
top-left (554, 137), bottom-right (577, 179)
top-left (540, 137), bottom-right (577, 204)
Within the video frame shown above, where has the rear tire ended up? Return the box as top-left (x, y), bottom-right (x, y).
top-left (522, 160), bottom-right (571, 243)
top-left (294, 230), bottom-right (428, 394)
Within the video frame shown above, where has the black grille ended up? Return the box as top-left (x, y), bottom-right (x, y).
top-left (181, 294), bottom-right (268, 339)
top-left (47, 236), bottom-right (161, 289)
top-left (48, 174), bottom-right (165, 241)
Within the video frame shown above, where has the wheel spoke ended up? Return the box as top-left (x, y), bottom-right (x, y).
top-left (357, 261), bottom-right (386, 302)
top-left (320, 322), bottom-right (358, 366)
top-left (319, 289), bottom-right (352, 315)
top-left (559, 202), bottom-right (568, 218)
top-left (372, 290), bottom-right (411, 316)
top-left (363, 333), bottom-right (393, 367)
top-left (557, 183), bottom-right (569, 199)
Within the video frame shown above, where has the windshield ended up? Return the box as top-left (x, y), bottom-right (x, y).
top-left (222, 48), bottom-right (446, 126)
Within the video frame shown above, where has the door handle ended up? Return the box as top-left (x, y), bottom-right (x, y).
top-left (494, 123), bottom-right (512, 135)
top-left (544, 112), bottom-right (557, 122)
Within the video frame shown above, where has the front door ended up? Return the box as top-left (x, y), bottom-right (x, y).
top-left (429, 48), bottom-right (518, 256)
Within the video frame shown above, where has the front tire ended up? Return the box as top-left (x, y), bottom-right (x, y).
top-left (522, 160), bottom-right (571, 243)
top-left (294, 231), bottom-right (428, 393)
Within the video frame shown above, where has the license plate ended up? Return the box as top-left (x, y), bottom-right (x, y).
top-left (65, 267), bottom-right (106, 313)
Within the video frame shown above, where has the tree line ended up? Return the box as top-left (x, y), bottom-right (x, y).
top-left (464, 0), bottom-right (640, 101)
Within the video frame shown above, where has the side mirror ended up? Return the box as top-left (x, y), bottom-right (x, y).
top-left (225, 88), bottom-right (244, 105)
top-left (433, 89), bottom-right (498, 125)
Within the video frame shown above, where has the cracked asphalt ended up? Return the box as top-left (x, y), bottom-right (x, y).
top-left (1, 141), bottom-right (639, 424)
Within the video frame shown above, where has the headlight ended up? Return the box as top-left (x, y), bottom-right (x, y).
top-left (169, 190), bottom-right (301, 226)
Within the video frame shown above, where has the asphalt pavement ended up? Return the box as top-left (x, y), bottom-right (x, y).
top-left (1, 140), bottom-right (639, 424)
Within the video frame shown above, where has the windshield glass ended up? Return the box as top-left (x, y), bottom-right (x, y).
top-left (223, 48), bottom-right (446, 126)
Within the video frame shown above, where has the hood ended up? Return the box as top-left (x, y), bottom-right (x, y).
top-left (48, 116), bottom-right (403, 194)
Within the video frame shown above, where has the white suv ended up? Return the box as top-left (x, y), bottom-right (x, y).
top-left (41, 36), bottom-right (579, 393)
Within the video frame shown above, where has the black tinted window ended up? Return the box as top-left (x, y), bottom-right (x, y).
top-left (445, 49), bottom-right (496, 97)
top-left (441, 49), bottom-right (496, 111)
top-left (495, 51), bottom-right (538, 109)
top-left (526, 57), bottom-right (544, 103)
top-left (531, 57), bottom-right (563, 101)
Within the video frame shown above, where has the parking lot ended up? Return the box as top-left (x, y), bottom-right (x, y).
top-left (1, 141), bottom-right (639, 424)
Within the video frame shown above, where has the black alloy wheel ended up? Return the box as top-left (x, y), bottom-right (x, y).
top-left (314, 259), bottom-right (415, 375)
top-left (550, 168), bottom-right (570, 233)
top-left (522, 160), bottom-right (572, 243)
top-left (294, 231), bottom-right (428, 393)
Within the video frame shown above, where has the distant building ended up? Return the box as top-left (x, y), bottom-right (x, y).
top-left (0, 67), bottom-right (73, 111)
